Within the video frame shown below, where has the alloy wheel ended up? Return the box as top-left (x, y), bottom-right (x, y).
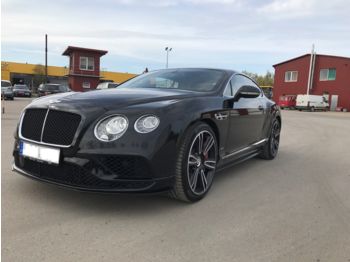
top-left (270, 120), bottom-right (280, 156)
top-left (187, 131), bottom-right (217, 195)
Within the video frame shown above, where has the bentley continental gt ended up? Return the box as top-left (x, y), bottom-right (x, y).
top-left (13, 68), bottom-right (281, 202)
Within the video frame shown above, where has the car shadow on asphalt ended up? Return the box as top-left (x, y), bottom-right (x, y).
top-left (13, 153), bottom-right (286, 215)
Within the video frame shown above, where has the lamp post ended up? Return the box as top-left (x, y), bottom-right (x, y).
top-left (165, 47), bottom-right (172, 68)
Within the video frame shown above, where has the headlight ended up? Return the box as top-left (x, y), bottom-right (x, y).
top-left (134, 115), bottom-right (160, 133)
top-left (94, 115), bottom-right (128, 142)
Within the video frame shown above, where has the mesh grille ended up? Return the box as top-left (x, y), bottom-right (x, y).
top-left (42, 110), bottom-right (81, 145)
top-left (21, 109), bottom-right (47, 141)
top-left (14, 153), bottom-right (153, 190)
top-left (21, 109), bottom-right (81, 146)
top-left (94, 156), bottom-right (151, 179)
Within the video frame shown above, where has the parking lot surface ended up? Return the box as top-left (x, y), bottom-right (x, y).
top-left (2, 98), bottom-right (350, 262)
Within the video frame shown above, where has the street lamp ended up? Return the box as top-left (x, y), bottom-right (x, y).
top-left (165, 47), bottom-right (172, 68)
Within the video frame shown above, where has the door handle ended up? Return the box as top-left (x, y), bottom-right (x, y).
top-left (258, 105), bottom-right (264, 111)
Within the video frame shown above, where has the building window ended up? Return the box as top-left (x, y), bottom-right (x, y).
top-left (320, 68), bottom-right (336, 81)
top-left (82, 81), bottom-right (91, 89)
top-left (285, 71), bottom-right (298, 82)
top-left (79, 57), bottom-right (94, 71)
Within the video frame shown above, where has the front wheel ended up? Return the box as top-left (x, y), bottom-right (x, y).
top-left (259, 118), bottom-right (281, 160)
top-left (170, 123), bottom-right (218, 202)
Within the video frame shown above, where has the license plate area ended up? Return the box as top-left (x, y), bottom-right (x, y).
top-left (19, 141), bottom-right (60, 164)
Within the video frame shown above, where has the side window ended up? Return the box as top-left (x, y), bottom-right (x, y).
top-left (223, 82), bottom-right (232, 96)
top-left (230, 75), bottom-right (245, 96)
top-left (241, 76), bottom-right (262, 96)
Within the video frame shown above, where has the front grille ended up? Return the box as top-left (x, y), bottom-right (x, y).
top-left (21, 108), bottom-right (81, 146)
top-left (21, 109), bottom-right (47, 141)
top-left (14, 153), bottom-right (153, 190)
top-left (42, 110), bottom-right (81, 145)
top-left (94, 156), bottom-right (151, 179)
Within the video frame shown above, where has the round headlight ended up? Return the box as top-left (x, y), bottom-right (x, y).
top-left (134, 115), bottom-right (160, 133)
top-left (94, 115), bottom-right (128, 142)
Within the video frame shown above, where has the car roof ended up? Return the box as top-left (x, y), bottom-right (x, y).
top-left (152, 68), bottom-right (237, 75)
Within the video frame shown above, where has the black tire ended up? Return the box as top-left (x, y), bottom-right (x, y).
top-left (170, 122), bottom-right (218, 202)
top-left (310, 106), bottom-right (315, 112)
top-left (259, 118), bottom-right (281, 160)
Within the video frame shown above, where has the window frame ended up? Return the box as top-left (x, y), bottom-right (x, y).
top-left (222, 74), bottom-right (262, 98)
top-left (319, 68), bottom-right (336, 81)
top-left (79, 56), bottom-right (94, 71)
top-left (284, 71), bottom-right (298, 82)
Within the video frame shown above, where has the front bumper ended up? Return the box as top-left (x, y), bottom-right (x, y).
top-left (13, 151), bottom-right (175, 193)
top-left (14, 92), bottom-right (31, 97)
top-left (2, 92), bottom-right (14, 98)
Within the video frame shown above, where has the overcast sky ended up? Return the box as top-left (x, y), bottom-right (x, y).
top-left (2, 0), bottom-right (350, 74)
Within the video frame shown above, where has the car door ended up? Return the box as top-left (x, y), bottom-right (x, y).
top-left (225, 74), bottom-right (265, 154)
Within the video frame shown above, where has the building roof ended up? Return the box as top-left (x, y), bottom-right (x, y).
top-left (273, 53), bottom-right (350, 67)
top-left (62, 46), bottom-right (108, 56)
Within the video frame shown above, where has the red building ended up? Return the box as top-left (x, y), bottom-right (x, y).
top-left (62, 46), bottom-right (108, 91)
top-left (273, 54), bottom-right (350, 111)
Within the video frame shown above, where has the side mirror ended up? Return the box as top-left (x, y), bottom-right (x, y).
top-left (234, 85), bottom-right (260, 101)
top-left (223, 85), bottom-right (260, 108)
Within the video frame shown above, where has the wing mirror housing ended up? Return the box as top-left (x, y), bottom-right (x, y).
top-left (224, 85), bottom-right (261, 108)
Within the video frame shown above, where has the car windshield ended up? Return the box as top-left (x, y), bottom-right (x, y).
top-left (14, 85), bottom-right (28, 90)
top-left (118, 69), bottom-right (226, 92)
top-left (44, 85), bottom-right (60, 91)
top-left (1, 81), bottom-right (12, 88)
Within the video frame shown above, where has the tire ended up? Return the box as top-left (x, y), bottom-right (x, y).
top-left (259, 118), bottom-right (281, 160)
top-left (310, 106), bottom-right (315, 112)
top-left (170, 122), bottom-right (218, 202)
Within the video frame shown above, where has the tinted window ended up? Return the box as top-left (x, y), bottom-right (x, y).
top-left (118, 69), bottom-right (226, 92)
top-left (1, 81), bottom-right (11, 87)
top-left (108, 83), bottom-right (118, 88)
top-left (223, 83), bottom-right (232, 96)
top-left (44, 85), bottom-right (60, 91)
top-left (14, 85), bottom-right (28, 90)
top-left (230, 75), bottom-right (261, 97)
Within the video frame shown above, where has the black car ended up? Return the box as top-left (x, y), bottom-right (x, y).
top-left (13, 68), bottom-right (281, 202)
top-left (38, 83), bottom-right (70, 97)
top-left (13, 84), bottom-right (31, 97)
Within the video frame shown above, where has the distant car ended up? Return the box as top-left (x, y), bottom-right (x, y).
top-left (38, 84), bottom-right (70, 97)
top-left (96, 82), bottom-right (119, 90)
top-left (13, 84), bottom-right (31, 97)
top-left (278, 95), bottom-right (296, 109)
top-left (1, 80), bottom-right (14, 100)
top-left (296, 95), bottom-right (329, 111)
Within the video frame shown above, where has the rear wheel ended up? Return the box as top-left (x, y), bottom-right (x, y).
top-left (260, 118), bottom-right (280, 160)
top-left (170, 123), bottom-right (218, 202)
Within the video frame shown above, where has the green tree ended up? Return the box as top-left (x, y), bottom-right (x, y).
top-left (32, 64), bottom-right (46, 92)
top-left (242, 70), bottom-right (274, 86)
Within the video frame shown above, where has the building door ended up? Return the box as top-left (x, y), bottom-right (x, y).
top-left (330, 95), bottom-right (338, 111)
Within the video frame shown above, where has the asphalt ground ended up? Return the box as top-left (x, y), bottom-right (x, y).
top-left (2, 98), bottom-right (350, 262)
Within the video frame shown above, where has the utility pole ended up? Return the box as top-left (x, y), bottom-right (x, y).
top-left (45, 34), bottom-right (48, 83)
top-left (165, 47), bottom-right (172, 68)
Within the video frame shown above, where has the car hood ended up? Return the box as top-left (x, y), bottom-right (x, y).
top-left (29, 88), bottom-right (205, 111)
